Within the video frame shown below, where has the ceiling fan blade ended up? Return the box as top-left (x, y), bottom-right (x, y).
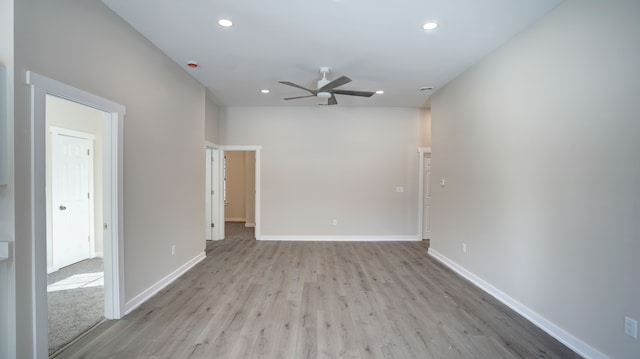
top-left (278, 81), bottom-right (315, 94)
top-left (318, 76), bottom-right (351, 92)
top-left (328, 94), bottom-right (338, 105)
top-left (283, 95), bottom-right (316, 100)
top-left (332, 89), bottom-right (376, 97)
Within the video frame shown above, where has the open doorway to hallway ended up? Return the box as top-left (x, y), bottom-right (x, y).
top-left (205, 145), bottom-right (262, 244)
top-left (45, 95), bottom-right (104, 355)
top-left (223, 151), bottom-right (256, 240)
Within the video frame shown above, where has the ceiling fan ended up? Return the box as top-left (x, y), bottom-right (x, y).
top-left (278, 67), bottom-right (376, 105)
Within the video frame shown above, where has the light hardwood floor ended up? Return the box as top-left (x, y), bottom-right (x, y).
top-left (57, 231), bottom-right (581, 358)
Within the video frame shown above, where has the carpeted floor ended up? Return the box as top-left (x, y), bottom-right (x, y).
top-left (48, 258), bottom-right (104, 356)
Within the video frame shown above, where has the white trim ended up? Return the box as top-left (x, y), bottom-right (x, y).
top-left (49, 126), bottom-right (95, 140)
top-left (0, 66), bottom-right (8, 185)
top-left (221, 145), bottom-right (262, 151)
top-left (225, 217), bottom-right (246, 222)
top-left (259, 235), bottom-right (421, 242)
top-left (417, 147), bottom-right (432, 240)
top-left (26, 71), bottom-right (126, 356)
top-left (427, 248), bottom-right (608, 359)
top-left (124, 252), bottom-right (206, 315)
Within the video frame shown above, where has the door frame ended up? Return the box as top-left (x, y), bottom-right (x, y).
top-left (49, 127), bottom-right (96, 271)
top-left (26, 71), bottom-right (126, 356)
top-left (418, 147), bottom-right (432, 240)
top-left (205, 142), bottom-right (221, 240)
top-left (219, 145), bottom-right (262, 240)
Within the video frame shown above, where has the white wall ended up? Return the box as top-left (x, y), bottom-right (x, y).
top-left (0, 0), bottom-right (15, 356)
top-left (13, 0), bottom-right (207, 356)
top-left (205, 90), bottom-right (221, 144)
top-left (45, 95), bottom-right (104, 269)
top-left (430, 1), bottom-right (640, 358)
top-left (222, 106), bottom-right (430, 238)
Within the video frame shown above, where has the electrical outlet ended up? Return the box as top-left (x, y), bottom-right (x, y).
top-left (171, 245), bottom-right (176, 256)
top-left (332, 219), bottom-right (338, 226)
top-left (625, 316), bottom-right (638, 339)
top-left (462, 243), bottom-right (467, 253)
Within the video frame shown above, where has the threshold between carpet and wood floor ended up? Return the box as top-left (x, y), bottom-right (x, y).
top-left (55, 223), bottom-right (580, 359)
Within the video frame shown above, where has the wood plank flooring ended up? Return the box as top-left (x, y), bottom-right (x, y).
top-left (57, 230), bottom-right (581, 358)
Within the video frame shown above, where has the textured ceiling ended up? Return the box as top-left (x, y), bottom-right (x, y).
top-left (102, 0), bottom-right (562, 108)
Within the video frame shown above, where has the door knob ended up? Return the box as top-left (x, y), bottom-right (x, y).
top-left (59, 205), bottom-right (67, 211)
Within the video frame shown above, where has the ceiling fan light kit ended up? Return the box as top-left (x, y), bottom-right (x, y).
top-left (278, 67), bottom-right (376, 106)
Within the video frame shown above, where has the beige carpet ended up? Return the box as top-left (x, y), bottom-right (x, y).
top-left (48, 258), bottom-right (104, 355)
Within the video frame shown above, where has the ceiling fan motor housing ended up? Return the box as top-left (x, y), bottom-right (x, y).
top-left (317, 67), bottom-right (331, 97)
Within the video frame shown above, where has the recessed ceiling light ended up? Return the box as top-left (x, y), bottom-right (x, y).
top-left (422, 22), bottom-right (438, 31)
top-left (261, 89), bottom-right (270, 94)
top-left (375, 90), bottom-right (384, 95)
top-left (218, 19), bottom-right (233, 27)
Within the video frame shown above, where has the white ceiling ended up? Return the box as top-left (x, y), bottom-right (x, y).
top-left (102, 0), bottom-right (562, 108)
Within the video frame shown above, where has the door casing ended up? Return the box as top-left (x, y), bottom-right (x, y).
top-left (205, 145), bottom-right (221, 240)
top-left (418, 147), bottom-right (432, 240)
top-left (218, 145), bottom-right (262, 240)
top-left (27, 71), bottom-right (126, 357)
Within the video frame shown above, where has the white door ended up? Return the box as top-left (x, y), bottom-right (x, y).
top-left (423, 154), bottom-right (432, 239)
top-left (52, 133), bottom-right (93, 269)
top-left (206, 148), bottom-right (221, 240)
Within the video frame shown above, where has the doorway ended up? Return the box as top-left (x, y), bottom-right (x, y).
top-left (46, 96), bottom-right (104, 355)
top-left (222, 150), bottom-right (256, 240)
top-left (27, 72), bottom-right (125, 357)
top-left (205, 143), bottom-right (262, 240)
top-left (205, 146), bottom-right (221, 241)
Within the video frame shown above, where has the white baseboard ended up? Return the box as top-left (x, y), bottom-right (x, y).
top-left (258, 235), bottom-right (420, 242)
top-left (427, 248), bottom-right (608, 359)
top-left (124, 251), bottom-right (206, 315)
top-left (225, 218), bottom-right (246, 222)
top-left (245, 222), bottom-right (256, 228)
